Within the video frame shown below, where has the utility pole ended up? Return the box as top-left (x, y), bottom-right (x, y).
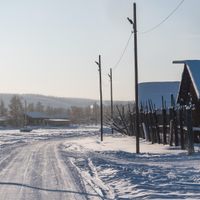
top-left (127, 2), bottom-right (140, 153)
top-left (95, 55), bottom-right (103, 141)
top-left (108, 68), bottom-right (114, 134)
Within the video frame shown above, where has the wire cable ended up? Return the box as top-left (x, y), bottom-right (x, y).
top-left (140, 0), bottom-right (185, 34)
top-left (113, 31), bottom-right (133, 71)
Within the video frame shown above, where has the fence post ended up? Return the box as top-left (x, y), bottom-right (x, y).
top-left (153, 109), bottom-right (160, 144)
top-left (179, 107), bottom-right (185, 149)
top-left (128, 104), bottom-right (134, 136)
top-left (148, 100), bottom-right (156, 143)
top-left (169, 119), bottom-right (174, 146)
top-left (162, 96), bottom-right (167, 144)
top-left (186, 107), bottom-right (194, 155)
top-left (162, 108), bottom-right (167, 144)
top-left (140, 104), bottom-right (145, 139)
top-left (173, 108), bottom-right (179, 146)
top-left (144, 104), bottom-right (151, 141)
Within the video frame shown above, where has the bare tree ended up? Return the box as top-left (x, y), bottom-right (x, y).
top-left (0, 99), bottom-right (7, 116)
top-left (9, 95), bottom-right (23, 127)
top-left (35, 101), bottom-right (44, 112)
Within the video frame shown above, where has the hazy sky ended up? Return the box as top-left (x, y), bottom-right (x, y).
top-left (0, 0), bottom-right (199, 100)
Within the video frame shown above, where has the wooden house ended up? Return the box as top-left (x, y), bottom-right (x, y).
top-left (25, 112), bottom-right (49, 126)
top-left (24, 112), bottom-right (70, 127)
top-left (173, 60), bottom-right (200, 125)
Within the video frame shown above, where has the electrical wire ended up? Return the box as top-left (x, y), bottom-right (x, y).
top-left (139, 0), bottom-right (185, 34)
top-left (113, 31), bottom-right (133, 71)
top-left (102, 74), bottom-right (109, 87)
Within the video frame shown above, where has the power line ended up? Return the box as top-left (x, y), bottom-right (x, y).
top-left (102, 74), bottom-right (109, 87)
top-left (109, 0), bottom-right (185, 72)
top-left (140, 0), bottom-right (185, 34)
top-left (113, 31), bottom-right (133, 71)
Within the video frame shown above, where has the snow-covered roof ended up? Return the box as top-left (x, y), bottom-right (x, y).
top-left (25, 112), bottom-right (69, 120)
top-left (173, 60), bottom-right (200, 99)
top-left (26, 112), bottom-right (49, 119)
top-left (45, 119), bottom-right (70, 122)
top-left (139, 82), bottom-right (180, 108)
top-left (49, 114), bottom-right (69, 119)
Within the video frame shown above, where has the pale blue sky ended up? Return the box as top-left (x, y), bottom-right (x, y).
top-left (0, 0), bottom-right (199, 100)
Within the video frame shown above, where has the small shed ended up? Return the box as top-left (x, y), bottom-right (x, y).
top-left (44, 119), bottom-right (70, 127)
top-left (0, 116), bottom-right (9, 127)
top-left (45, 114), bottom-right (70, 127)
top-left (173, 60), bottom-right (200, 125)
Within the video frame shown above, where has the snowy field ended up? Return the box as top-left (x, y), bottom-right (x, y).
top-left (0, 126), bottom-right (200, 199)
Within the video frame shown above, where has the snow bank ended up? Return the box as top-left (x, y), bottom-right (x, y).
top-left (62, 129), bottom-right (200, 199)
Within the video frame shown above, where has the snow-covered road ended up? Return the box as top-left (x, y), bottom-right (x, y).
top-left (0, 136), bottom-right (101, 200)
top-left (0, 126), bottom-right (105, 200)
top-left (0, 126), bottom-right (200, 200)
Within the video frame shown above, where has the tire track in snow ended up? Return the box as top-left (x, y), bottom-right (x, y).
top-left (0, 140), bottom-right (102, 200)
top-left (0, 143), bottom-right (34, 199)
top-left (61, 144), bottom-right (115, 200)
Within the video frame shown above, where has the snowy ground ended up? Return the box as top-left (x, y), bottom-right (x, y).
top-left (0, 126), bottom-right (200, 199)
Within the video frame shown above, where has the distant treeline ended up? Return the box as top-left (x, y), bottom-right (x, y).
top-left (0, 95), bottom-right (112, 127)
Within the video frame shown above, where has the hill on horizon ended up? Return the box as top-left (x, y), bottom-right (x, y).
top-left (0, 93), bottom-right (129, 109)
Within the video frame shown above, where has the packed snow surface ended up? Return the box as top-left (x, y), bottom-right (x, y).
top-left (0, 126), bottom-right (200, 199)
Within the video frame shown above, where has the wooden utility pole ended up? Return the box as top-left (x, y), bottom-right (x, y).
top-left (128, 2), bottom-right (140, 153)
top-left (108, 68), bottom-right (114, 134)
top-left (95, 55), bottom-right (103, 141)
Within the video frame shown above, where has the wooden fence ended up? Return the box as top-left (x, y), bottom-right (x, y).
top-left (139, 95), bottom-right (198, 154)
top-left (108, 95), bottom-right (199, 155)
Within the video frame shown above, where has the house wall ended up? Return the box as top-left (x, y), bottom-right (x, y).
top-left (27, 117), bottom-right (46, 126)
top-left (45, 120), bottom-right (70, 127)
